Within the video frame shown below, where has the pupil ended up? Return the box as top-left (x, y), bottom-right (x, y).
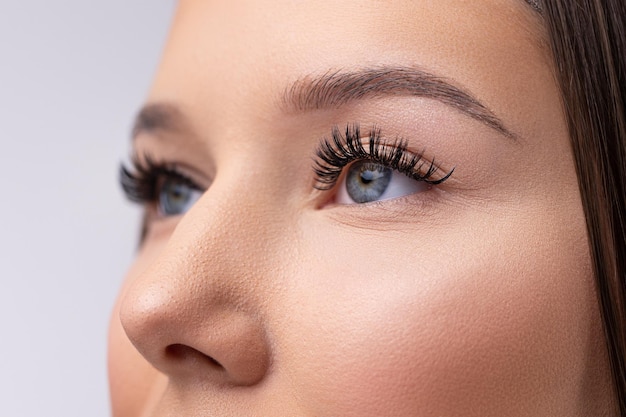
top-left (171, 186), bottom-right (184, 200)
top-left (360, 171), bottom-right (376, 184)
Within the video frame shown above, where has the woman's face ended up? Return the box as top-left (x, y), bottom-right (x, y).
top-left (108, 0), bottom-right (613, 416)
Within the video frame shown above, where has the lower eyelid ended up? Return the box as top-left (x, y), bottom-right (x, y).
top-left (321, 189), bottom-right (447, 231)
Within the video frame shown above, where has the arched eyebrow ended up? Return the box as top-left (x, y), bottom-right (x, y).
top-left (281, 66), bottom-right (516, 139)
top-left (133, 67), bottom-right (517, 141)
top-left (131, 102), bottom-right (187, 140)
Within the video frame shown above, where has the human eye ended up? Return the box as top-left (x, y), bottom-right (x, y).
top-left (313, 124), bottom-right (454, 204)
top-left (119, 154), bottom-right (204, 218)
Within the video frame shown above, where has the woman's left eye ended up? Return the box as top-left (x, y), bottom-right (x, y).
top-left (158, 177), bottom-right (203, 217)
top-left (336, 160), bottom-right (429, 204)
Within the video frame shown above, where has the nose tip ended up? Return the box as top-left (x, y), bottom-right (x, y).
top-left (119, 274), bottom-right (271, 386)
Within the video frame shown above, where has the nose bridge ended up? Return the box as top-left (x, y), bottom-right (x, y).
top-left (119, 173), bottom-right (279, 386)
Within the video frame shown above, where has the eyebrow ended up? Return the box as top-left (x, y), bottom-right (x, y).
top-left (132, 67), bottom-right (517, 140)
top-left (281, 67), bottom-right (516, 139)
top-left (132, 102), bottom-right (187, 140)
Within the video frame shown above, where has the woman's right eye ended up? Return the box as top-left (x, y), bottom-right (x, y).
top-left (119, 159), bottom-right (204, 219)
top-left (157, 176), bottom-right (203, 217)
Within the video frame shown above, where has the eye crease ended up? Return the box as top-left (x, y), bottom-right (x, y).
top-left (313, 124), bottom-right (454, 204)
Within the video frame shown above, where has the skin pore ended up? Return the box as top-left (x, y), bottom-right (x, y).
top-left (108, 0), bottom-right (614, 416)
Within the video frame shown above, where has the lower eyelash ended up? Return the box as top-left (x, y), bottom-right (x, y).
top-left (313, 124), bottom-right (454, 190)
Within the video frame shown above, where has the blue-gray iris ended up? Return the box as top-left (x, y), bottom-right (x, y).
top-left (346, 160), bottom-right (393, 203)
top-left (159, 179), bottom-right (196, 216)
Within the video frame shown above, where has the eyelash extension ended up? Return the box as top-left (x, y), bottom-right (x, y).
top-left (119, 153), bottom-right (198, 204)
top-left (313, 124), bottom-right (454, 190)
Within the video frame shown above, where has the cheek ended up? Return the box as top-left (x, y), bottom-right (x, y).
top-left (278, 209), bottom-right (595, 417)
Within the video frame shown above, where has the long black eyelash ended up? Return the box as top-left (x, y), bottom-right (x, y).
top-left (313, 124), bottom-right (454, 190)
top-left (119, 154), bottom-right (196, 204)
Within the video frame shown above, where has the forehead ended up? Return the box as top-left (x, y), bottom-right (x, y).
top-left (148, 0), bottom-right (547, 137)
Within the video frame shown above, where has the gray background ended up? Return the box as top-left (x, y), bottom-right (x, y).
top-left (0, 2), bottom-right (176, 416)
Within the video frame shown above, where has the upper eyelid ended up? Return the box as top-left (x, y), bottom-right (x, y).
top-left (134, 152), bottom-right (210, 189)
top-left (119, 155), bottom-right (206, 205)
top-left (313, 124), bottom-right (454, 190)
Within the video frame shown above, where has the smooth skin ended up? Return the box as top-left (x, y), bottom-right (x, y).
top-left (108, 0), bottom-right (614, 416)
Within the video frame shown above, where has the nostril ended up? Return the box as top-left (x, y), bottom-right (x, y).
top-left (121, 283), bottom-right (271, 386)
top-left (165, 343), bottom-right (223, 369)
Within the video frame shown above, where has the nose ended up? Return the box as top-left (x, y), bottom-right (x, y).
top-left (119, 192), bottom-right (272, 387)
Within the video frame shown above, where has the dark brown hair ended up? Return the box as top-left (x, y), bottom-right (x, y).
top-left (543, 0), bottom-right (626, 414)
